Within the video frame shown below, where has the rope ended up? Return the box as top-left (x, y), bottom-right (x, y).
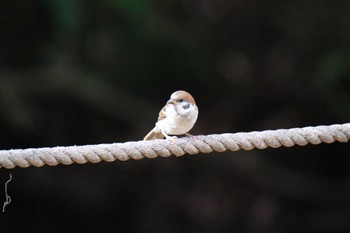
top-left (0, 123), bottom-right (349, 169)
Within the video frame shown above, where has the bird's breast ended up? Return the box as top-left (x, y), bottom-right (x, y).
top-left (157, 106), bottom-right (198, 135)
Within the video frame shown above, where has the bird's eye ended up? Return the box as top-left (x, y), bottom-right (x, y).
top-left (178, 99), bottom-right (184, 102)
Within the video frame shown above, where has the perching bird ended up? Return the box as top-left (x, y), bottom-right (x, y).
top-left (144, 90), bottom-right (198, 140)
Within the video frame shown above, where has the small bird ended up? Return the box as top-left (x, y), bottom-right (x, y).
top-left (144, 90), bottom-right (198, 140)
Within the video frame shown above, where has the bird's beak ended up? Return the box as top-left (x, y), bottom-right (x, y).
top-left (167, 99), bottom-right (178, 105)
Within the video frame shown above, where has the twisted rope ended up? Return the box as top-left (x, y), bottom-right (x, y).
top-left (0, 123), bottom-right (349, 169)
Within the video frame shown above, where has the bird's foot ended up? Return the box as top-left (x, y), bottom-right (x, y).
top-left (165, 135), bottom-right (178, 141)
top-left (185, 133), bottom-right (197, 140)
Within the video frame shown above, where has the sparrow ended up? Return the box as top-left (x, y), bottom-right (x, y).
top-left (144, 90), bottom-right (198, 140)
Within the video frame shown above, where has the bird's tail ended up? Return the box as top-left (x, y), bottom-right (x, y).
top-left (143, 127), bottom-right (165, 140)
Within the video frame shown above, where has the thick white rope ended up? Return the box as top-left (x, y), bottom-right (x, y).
top-left (0, 123), bottom-right (349, 169)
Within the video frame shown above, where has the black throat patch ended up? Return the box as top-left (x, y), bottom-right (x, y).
top-left (182, 102), bottom-right (190, 109)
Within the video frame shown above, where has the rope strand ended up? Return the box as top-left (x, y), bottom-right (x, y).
top-left (0, 123), bottom-right (349, 169)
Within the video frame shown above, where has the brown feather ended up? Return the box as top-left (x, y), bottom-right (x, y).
top-left (171, 90), bottom-right (196, 105)
top-left (157, 107), bottom-right (167, 121)
top-left (143, 127), bottom-right (165, 140)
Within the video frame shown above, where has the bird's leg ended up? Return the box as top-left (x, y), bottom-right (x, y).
top-left (161, 129), bottom-right (178, 141)
top-left (185, 133), bottom-right (197, 140)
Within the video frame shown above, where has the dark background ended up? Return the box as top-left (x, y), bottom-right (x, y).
top-left (0, 0), bottom-right (350, 232)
